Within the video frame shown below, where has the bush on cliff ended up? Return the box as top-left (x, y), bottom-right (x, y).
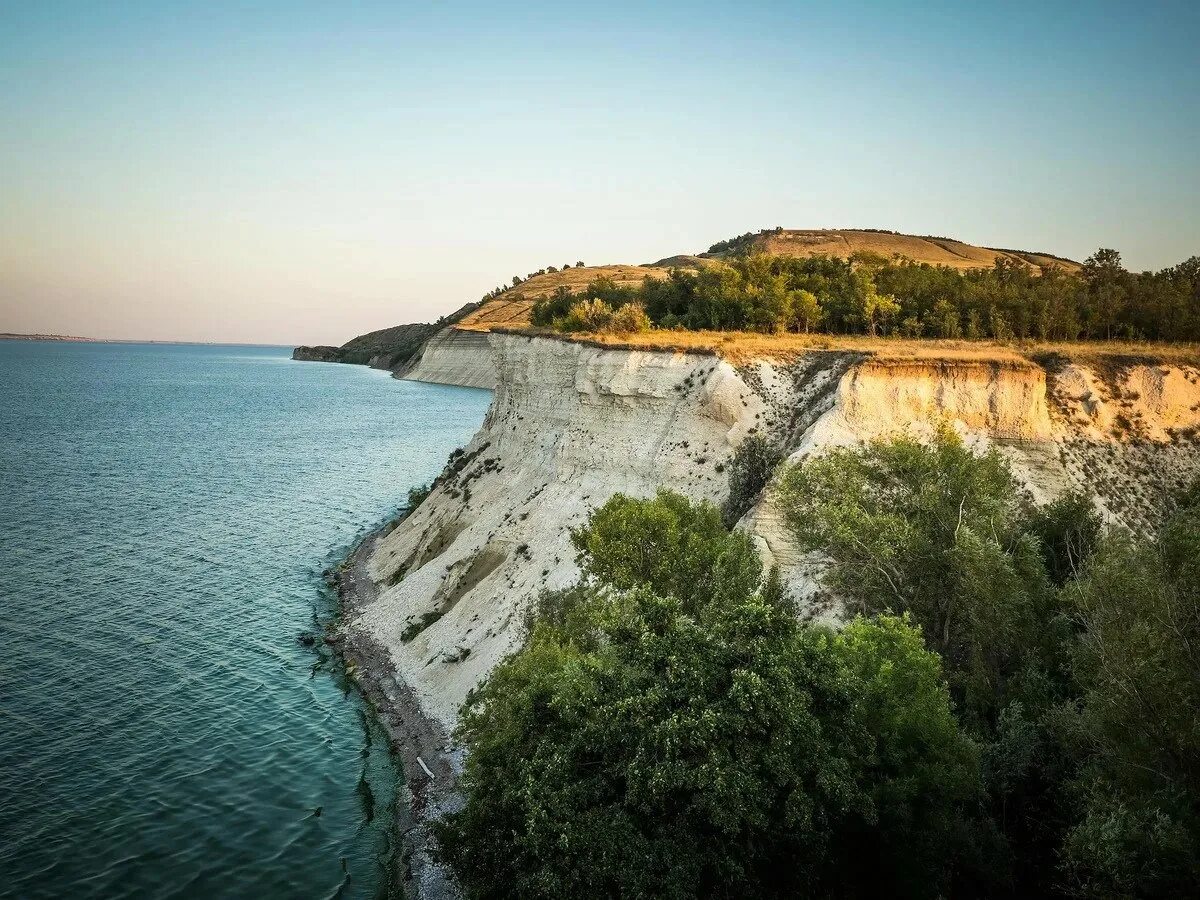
top-left (721, 433), bottom-right (783, 526)
top-left (406, 482), bottom-right (431, 511)
top-left (549, 298), bottom-right (651, 334)
top-left (778, 431), bottom-right (1078, 890)
top-left (776, 428), bottom-right (1062, 727)
top-left (436, 492), bottom-right (984, 898)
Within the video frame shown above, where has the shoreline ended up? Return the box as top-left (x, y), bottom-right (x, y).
top-left (325, 521), bottom-right (464, 900)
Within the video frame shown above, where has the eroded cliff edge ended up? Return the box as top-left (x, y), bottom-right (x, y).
top-left (339, 333), bottom-right (1200, 897)
top-left (351, 334), bottom-right (1200, 732)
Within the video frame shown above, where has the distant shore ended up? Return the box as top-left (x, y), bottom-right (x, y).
top-left (1, 332), bottom-right (292, 347)
top-left (1, 332), bottom-right (100, 342)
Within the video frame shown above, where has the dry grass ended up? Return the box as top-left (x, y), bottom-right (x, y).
top-left (729, 230), bottom-right (1083, 275)
top-left (458, 265), bottom-right (670, 328)
top-left (485, 326), bottom-right (1200, 368)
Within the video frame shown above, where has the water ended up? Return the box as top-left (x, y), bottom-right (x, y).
top-left (0, 341), bottom-right (492, 898)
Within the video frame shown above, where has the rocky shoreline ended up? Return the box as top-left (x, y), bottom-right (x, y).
top-left (325, 523), bottom-right (464, 900)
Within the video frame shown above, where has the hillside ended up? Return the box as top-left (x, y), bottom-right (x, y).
top-left (292, 227), bottom-right (1093, 375)
top-left (456, 265), bottom-right (669, 330)
top-left (456, 229), bottom-right (1082, 333)
top-left (292, 302), bottom-right (479, 369)
top-left (703, 228), bottom-right (1083, 274)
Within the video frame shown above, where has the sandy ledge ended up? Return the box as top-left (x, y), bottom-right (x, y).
top-left (325, 523), bottom-right (464, 900)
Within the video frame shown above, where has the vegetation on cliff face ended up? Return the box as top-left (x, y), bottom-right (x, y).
top-left (438, 491), bottom-right (980, 898)
top-left (437, 440), bottom-right (1200, 899)
top-left (531, 250), bottom-right (1200, 342)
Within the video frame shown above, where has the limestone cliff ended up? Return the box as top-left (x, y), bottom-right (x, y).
top-left (347, 334), bottom-right (1200, 732)
top-left (395, 327), bottom-right (497, 390)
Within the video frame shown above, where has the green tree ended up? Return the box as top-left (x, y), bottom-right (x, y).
top-left (791, 288), bottom-right (823, 332)
top-left (1058, 490), bottom-right (1200, 897)
top-left (721, 434), bottom-right (782, 526)
top-left (776, 428), bottom-right (1056, 723)
top-left (439, 492), bottom-right (984, 899)
top-left (776, 431), bottom-right (1076, 893)
top-left (571, 489), bottom-right (764, 610)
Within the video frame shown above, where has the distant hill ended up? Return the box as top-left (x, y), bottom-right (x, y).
top-left (702, 228), bottom-right (1082, 274)
top-left (292, 302), bottom-right (480, 369)
top-left (1, 332), bottom-right (100, 342)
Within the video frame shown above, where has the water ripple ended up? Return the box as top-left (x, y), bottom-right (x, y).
top-left (0, 341), bottom-right (491, 898)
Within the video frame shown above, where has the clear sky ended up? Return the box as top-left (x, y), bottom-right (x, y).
top-left (2, 1), bottom-right (1198, 345)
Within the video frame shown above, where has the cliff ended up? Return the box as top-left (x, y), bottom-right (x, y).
top-left (292, 345), bottom-right (339, 362)
top-left (290, 303), bottom-right (481, 374)
top-left (344, 335), bottom-right (1200, 735)
top-left (335, 332), bottom-right (1200, 899)
top-left (395, 328), bottom-right (497, 390)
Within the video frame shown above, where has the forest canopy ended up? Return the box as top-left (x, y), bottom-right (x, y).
top-left (530, 250), bottom-right (1200, 341)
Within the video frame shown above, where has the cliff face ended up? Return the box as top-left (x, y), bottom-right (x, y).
top-left (395, 327), bottom-right (497, 389)
top-left (290, 303), bottom-right (482, 375)
top-left (292, 345), bottom-right (339, 362)
top-left (346, 334), bottom-right (1200, 731)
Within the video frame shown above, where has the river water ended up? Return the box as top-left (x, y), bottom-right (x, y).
top-left (0, 341), bottom-right (492, 898)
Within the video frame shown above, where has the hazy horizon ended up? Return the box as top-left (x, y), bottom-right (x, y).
top-left (3, 1), bottom-right (1198, 345)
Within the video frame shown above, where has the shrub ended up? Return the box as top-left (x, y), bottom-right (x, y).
top-left (776, 427), bottom-right (1058, 725)
top-left (406, 482), bottom-right (431, 511)
top-left (555, 298), bottom-right (613, 332)
top-left (606, 302), bottom-right (651, 334)
top-left (570, 490), bottom-right (764, 611)
top-left (721, 433), bottom-right (782, 525)
top-left (1026, 492), bottom-right (1102, 586)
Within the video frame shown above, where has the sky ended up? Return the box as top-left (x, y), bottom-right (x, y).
top-left (2, 1), bottom-right (1198, 345)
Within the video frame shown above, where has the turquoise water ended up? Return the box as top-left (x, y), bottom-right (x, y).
top-left (0, 341), bottom-right (492, 898)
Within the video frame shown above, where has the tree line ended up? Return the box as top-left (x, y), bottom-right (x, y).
top-left (529, 250), bottom-right (1200, 341)
top-left (435, 433), bottom-right (1200, 898)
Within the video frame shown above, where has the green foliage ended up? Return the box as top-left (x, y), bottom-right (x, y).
top-left (534, 248), bottom-right (1200, 341)
top-left (406, 482), bottom-right (431, 511)
top-left (607, 302), bottom-right (652, 333)
top-left (776, 431), bottom-right (1083, 893)
top-left (776, 428), bottom-right (1056, 724)
top-left (571, 490), bottom-right (765, 612)
top-left (778, 434), bottom-right (1200, 897)
top-left (827, 614), bottom-right (988, 895)
top-left (439, 491), bottom-right (983, 899)
top-left (535, 292), bottom-right (650, 334)
top-left (1027, 492), bottom-right (1102, 587)
top-left (721, 433), bottom-right (782, 526)
top-left (1057, 493), bottom-right (1200, 897)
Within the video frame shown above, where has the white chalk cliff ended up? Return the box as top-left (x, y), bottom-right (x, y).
top-left (350, 333), bottom-right (1200, 731)
top-left (396, 327), bottom-right (497, 390)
